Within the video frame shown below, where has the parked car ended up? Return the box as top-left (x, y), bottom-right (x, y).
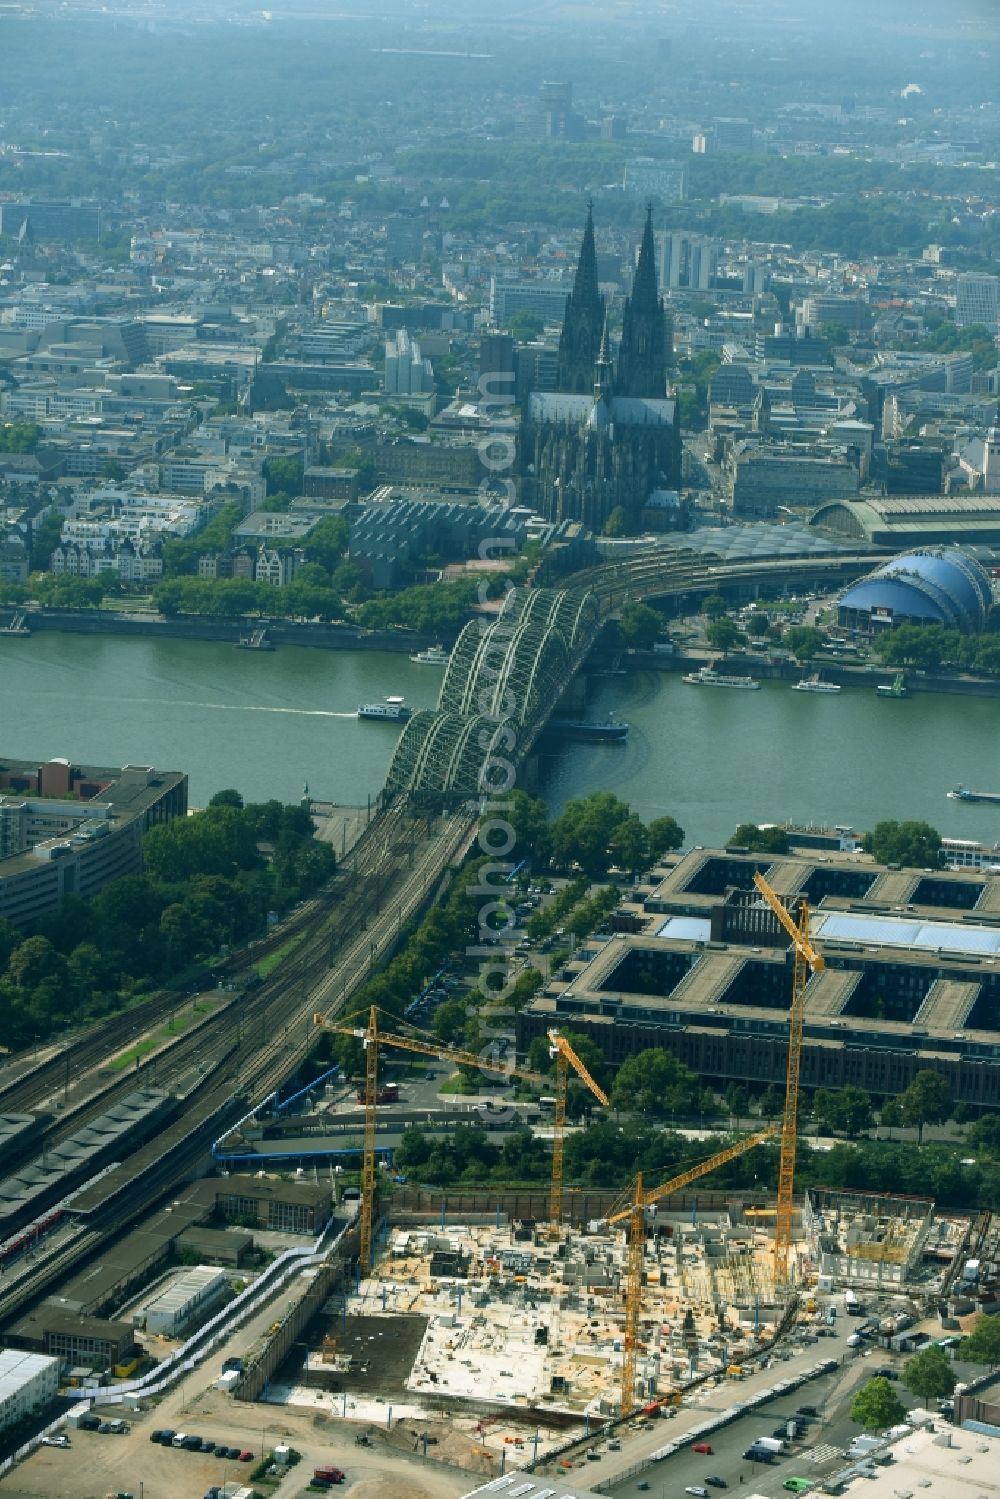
top-left (706, 1478), bottom-right (727, 1488)
top-left (41, 1436), bottom-right (69, 1448)
top-left (225, 1446), bottom-right (241, 1460)
top-left (238, 1449), bottom-right (254, 1462)
top-left (686, 1486), bottom-right (708, 1496)
top-left (692, 1443), bottom-right (713, 1455)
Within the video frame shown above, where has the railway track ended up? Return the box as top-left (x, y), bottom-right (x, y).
top-left (0, 801), bottom-right (410, 1130)
top-left (0, 806), bottom-right (475, 1327)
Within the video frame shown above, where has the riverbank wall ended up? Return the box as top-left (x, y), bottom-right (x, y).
top-left (4, 608), bottom-right (429, 654)
top-left (7, 609), bottom-right (1000, 700)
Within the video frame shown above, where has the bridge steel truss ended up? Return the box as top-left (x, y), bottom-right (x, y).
top-left (386, 585), bottom-right (601, 798)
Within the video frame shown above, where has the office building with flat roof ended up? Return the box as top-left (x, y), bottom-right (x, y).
top-left (0, 758), bottom-right (187, 929)
top-left (0, 1349), bottom-right (59, 1429)
top-left (517, 846), bottom-right (1000, 1109)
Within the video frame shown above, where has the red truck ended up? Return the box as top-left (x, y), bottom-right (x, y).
top-left (313, 1466), bottom-right (346, 1485)
top-left (354, 1083), bottom-right (398, 1105)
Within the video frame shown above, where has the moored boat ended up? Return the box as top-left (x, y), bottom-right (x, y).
top-left (544, 715), bottom-right (629, 742)
top-left (410, 645), bottom-right (450, 666)
top-left (682, 665), bottom-right (760, 690)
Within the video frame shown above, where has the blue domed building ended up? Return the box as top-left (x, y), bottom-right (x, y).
top-left (838, 549), bottom-right (993, 635)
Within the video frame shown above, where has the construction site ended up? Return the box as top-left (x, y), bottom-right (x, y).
top-left (268, 873), bottom-right (974, 1468)
top-left (308, 1210), bottom-right (781, 1411)
top-left (264, 1200), bottom-right (785, 1470)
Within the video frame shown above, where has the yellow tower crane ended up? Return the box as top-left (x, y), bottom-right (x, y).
top-left (313, 1006), bottom-right (549, 1275)
top-left (605, 1129), bottom-right (775, 1418)
top-left (547, 1028), bottom-right (610, 1240)
top-left (752, 872), bottom-right (825, 1284)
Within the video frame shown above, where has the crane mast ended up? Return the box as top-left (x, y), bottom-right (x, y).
top-left (314, 1007), bottom-right (546, 1275)
top-left (752, 873), bottom-right (824, 1283)
top-left (547, 1029), bottom-right (610, 1240)
top-left (609, 1129), bottom-right (774, 1417)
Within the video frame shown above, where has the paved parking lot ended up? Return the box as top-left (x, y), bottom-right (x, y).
top-left (7, 1279), bottom-right (471, 1499)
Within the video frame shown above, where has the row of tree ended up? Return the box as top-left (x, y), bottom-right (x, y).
top-left (391, 1110), bottom-right (1000, 1209)
top-left (875, 622), bottom-right (1000, 676)
top-left (518, 789), bottom-right (685, 879)
top-left (733, 817), bottom-right (946, 870)
top-left (0, 792), bottom-right (335, 1051)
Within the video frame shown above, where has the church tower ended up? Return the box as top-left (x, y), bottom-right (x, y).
top-left (557, 203), bottom-right (606, 394)
top-left (616, 205), bottom-right (668, 399)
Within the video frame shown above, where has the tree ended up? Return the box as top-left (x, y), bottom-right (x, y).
top-left (747, 612), bottom-right (771, 638)
top-left (30, 510), bottom-right (66, 571)
top-left (725, 1083), bottom-right (749, 1120)
top-left (967, 1112), bottom-right (1000, 1154)
top-left (731, 822), bottom-right (789, 854)
top-left (850, 1377), bottom-right (907, 1432)
top-left (608, 815), bottom-right (650, 876)
top-left (880, 1098), bottom-right (903, 1137)
top-left (784, 625), bottom-right (824, 662)
top-left (550, 792), bottom-right (634, 878)
top-left (706, 616), bottom-right (740, 652)
top-left (508, 309), bottom-right (544, 339)
top-left (648, 815), bottom-right (685, 859)
top-left (618, 601), bottom-right (662, 648)
top-left (702, 593), bottom-right (728, 619)
top-left (861, 820), bottom-right (944, 870)
top-left (603, 505), bottom-right (628, 538)
top-left (758, 1084), bottom-right (783, 1120)
top-left (837, 1086), bottom-right (874, 1138)
top-left (611, 1048), bottom-right (700, 1118)
top-left (432, 997), bottom-right (469, 1045)
top-left (812, 1085), bottom-right (873, 1138)
top-left (303, 514), bottom-right (349, 572)
top-left (903, 1346), bottom-right (955, 1402)
top-left (263, 453), bottom-right (304, 499)
top-left (529, 1028), bottom-right (610, 1101)
top-left (900, 1070), bottom-right (952, 1143)
top-left (209, 789), bottom-right (245, 809)
top-left (0, 420), bottom-right (41, 454)
top-left (962, 1314), bottom-right (1000, 1366)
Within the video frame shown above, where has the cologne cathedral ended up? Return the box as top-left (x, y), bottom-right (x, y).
top-left (519, 205), bottom-right (682, 533)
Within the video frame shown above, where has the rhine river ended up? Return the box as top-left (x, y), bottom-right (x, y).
top-left (3, 632), bottom-right (1000, 849)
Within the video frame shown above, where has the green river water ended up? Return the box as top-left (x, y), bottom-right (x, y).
top-left (2, 632), bottom-right (998, 848)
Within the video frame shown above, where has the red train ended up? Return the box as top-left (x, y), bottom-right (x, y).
top-left (0, 1207), bottom-right (64, 1268)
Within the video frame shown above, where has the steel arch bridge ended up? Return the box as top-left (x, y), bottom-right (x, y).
top-left (386, 585), bottom-right (600, 797)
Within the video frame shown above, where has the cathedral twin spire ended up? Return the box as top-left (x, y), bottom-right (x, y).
top-left (615, 205), bottom-right (668, 399)
top-left (556, 202), bottom-right (605, 394)
top-left (557, 203), bottom-right (668, 401)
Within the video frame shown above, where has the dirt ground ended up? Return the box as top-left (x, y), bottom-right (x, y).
top-left (4, 1374), bottom-right (472, 1499)
top-left (275, 1314), bottom-right (429, 1397)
